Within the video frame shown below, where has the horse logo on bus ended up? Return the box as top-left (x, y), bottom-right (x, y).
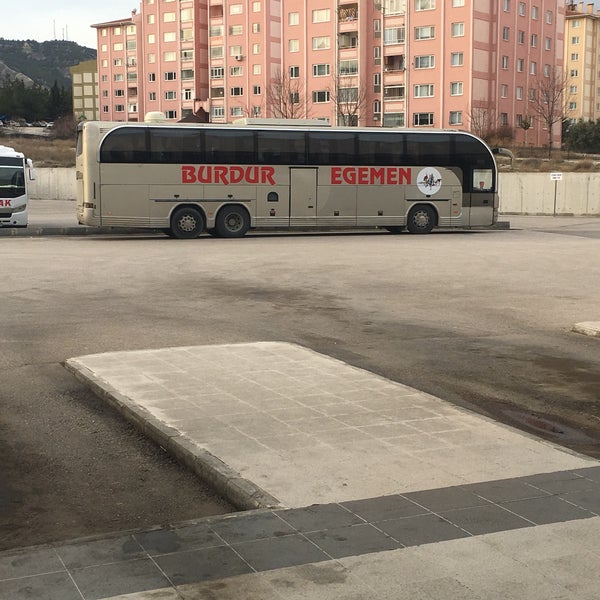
top-left (417, 168), bottom-right (442, 195)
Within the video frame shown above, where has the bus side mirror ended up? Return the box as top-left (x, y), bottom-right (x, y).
top-left (27, 158), bottom-right (36, 180)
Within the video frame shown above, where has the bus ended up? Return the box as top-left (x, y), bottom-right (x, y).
top-left (0, 144), bottom-right (35, 228)
top-left (76, 118), bottom-right (498, 238)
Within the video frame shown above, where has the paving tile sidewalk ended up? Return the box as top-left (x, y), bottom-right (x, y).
top-left (3, 341), bottom-right (600, 600)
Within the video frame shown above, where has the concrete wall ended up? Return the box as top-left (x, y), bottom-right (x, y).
top-left (499, 172), bottom-right (600, 216)
top-left (29, 168), bottom-right (600, 216)
top-left (29, 168), bottom-right (77, 202)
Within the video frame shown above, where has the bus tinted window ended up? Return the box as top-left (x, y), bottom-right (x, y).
top-left (307, 131), bottom-right (356, 165)
top-left (358, 132), bottom-right (406, 165)
top-left (100, 127), bottom-right (148, 163)
top-left (257, 131), bottom-right (306, 165)
top-left (405, 134), bottom-right (451, 166)
top-left (454, 136), bottom-right (494, 168)
top-left (149, 127), bottom-right (203, 163)
top-left (204, 130), bottom-right (255, 164)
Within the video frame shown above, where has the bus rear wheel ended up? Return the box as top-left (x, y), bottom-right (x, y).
top-left (170, 207), bottom-right (204, 239)
top-left (215, 205), bottom-right (250, 238)
top-left (407, 205), bottom-right (436, 234)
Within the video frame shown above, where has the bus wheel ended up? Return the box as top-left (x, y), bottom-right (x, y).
top-left (407, 205), bottom-right (436, 234)
top-left (170, 207), bottom-right (204, 239)
top-left (385, 226), bottom-right (405, 234)
top-left (215, 205), bottom-right (250, 238)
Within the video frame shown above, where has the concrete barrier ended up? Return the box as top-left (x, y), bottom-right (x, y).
top-left (29, 168), bottom-right (77, 201)
top-left (28, 168), bottom-right (600, 216)
top-left (499, 172), bottom-right (600, 215)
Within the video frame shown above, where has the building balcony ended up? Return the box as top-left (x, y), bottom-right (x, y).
top-left (338, 4), bottom-right (358, 24)
top-left (338, 32), bottom-right (358, 50)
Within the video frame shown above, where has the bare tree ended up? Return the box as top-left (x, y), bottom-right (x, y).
top-left (530, 67), bottom-right (571, 157)
top-left (329, 76), bottom-right (369, 126)
top-left (468, 102), bottom-right (498, 142)
top-left (265, 69), bottom-right (309, 119)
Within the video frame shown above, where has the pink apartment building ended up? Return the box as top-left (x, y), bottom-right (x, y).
top-left (93, 0), bottom-right (565, 147)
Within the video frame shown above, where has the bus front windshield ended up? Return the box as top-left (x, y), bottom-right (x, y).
top-left (0, 162), bottom-right (25, 198)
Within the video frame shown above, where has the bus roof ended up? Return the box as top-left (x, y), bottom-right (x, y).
top-left (0, 144), bottom-right (24, 159)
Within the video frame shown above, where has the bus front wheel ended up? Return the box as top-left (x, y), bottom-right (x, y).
top-left (170, 207), bottom-right (204, 239)
top-left (407, 205), bottom-right (436, 234)
top-left (215, 205), bottom-right (250, 238)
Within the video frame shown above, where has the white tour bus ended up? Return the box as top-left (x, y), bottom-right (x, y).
top-left (0, 144), bottom-right (35, 228)
top-left (76, 118), bottom-right (498, 238)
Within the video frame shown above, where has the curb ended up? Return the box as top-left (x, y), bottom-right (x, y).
top-left (0, 226), bottom-right (156, 237)
top-left (572, 322), bottom-right (600, 338)
top-left (63, 359), bottom-right (283, 512)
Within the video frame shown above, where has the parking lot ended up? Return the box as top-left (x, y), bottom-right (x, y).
top-left (1, 216), bottom-right (599, 551)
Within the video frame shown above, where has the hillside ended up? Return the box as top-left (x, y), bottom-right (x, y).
top-left (0, 39), bottom-right (96, 89)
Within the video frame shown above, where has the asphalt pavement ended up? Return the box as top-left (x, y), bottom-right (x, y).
top-left (1, 201), bottom-right (599, 600)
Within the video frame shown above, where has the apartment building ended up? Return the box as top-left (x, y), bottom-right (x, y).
top-left (93, 0), bottom-right (566, 148)
top-left (70, 60), bottom-right (100, 121)
top-left (564, 2), bottom-right (600, 122)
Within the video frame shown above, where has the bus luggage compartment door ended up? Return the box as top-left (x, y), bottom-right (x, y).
top-left (290, 168), bottom-right (318, 227)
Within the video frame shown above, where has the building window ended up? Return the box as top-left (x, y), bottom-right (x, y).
top-left (163, 12), bottom-right (175, 22)
top-left (164, 32), bottom-right (176, 42)
top-left (531, 5), bottom-right (538, 19)
top-left (516, 86), bottom-right (523, 100)
top-left (413, 112), bottom-right (434, 126)
top-left (180, 29), bottom-right (192, 43)
top-left (252, 2), bottom-right (261, 11)
top-left (289, 12), bottom-right (299, 25)
top-left (500, 84), bottom-right (508, 98)
top-left (252, 43), bottom-right (261, 54)
top-left (501, 56), bottom-right (509, 69)
top-left (452, 0), bottom-right (464, 5)
top-left (165, 91), bottom-right (176, 100)
top-left (252, 23), bottom-right (260, 33)
top-left (230, 45), bottom-right (242, 56)
top-left (181, 50), bottom-right (194, 61)
top-left (114, 89), bottom-right (124, 97)
top-left (545, 37), bottom-right (551, 50)
top-left (148, 73), bottom-right (156, 82)
top-left (415, 0), bottom-right (435, 10)
top-left (384, 1), bottom-right (405, 15)
top-left (289, 39), bottom-right (299, 52)
top-left (230, 87), bottom-right (244, 96)
top-left (211, 46), bottom-right (224, 59)
top-left (531, 34), bottom-right (537, 47)
top-left (164, 72), bottom-right (177, 81)
top-left (312, 91), bottom-right (330, 103)
top-left (452, 23), bottom-right (465, 37)
top-left (414, 84), bottom-right (434, 97)
top-left (114, 74), bottom-right (124, 82)
top-left (211, 106), bottom-right (225, 118)
top-left (312, 36), bottom-right (331, 50)
top-left (166, 110), bottom-right (177, 119)
top-left (113, 43), bottom-right (123, 51)
top-left (230, 4), bottom-right (243, 15)
top-left (253, 85), bottom-right (261, 94)
top-left (450, 82), bottom-right (463, 96)
top-left (180, 8), bottom-right (192, 21)
top-left (290, 92), bottom-right (300, 104)
top-left (384, 85), bottom-right (405, 98)
top-left (211, 67), bottom-right (224, 78)
top-left (339, 60), bottom-right (358, 76)
top-left (518, 2), bottom-right (525, 16)
top-left (414, 55), bottom-right (435, 69)
top-left (253, 64), bottom-right (262, 75)
top-left (546, 10), bottom-right (552, 24)
top-left (530, 61), bottom-right (537, 75)
top-left (503, 0), bottom-right (510, 11)
top-left (163, 52), bottom-right (176, 62)
top-left (502, 27), bottom-right (509, 41)
top-left (384, 27), bottom-right (405, 44)
top-left (449, 111), bottom-right (462, 125)
top-left (230, 107), bottom-right (244, 117)
top-left (415, 26), bottom-right (435, 40)
top-left (230, 66), bottom-right (243, 76)
top-left (383, 113), bottom-right (405, 127)
top-left (184, 89), bottom-right (192, 100)
top-left (451, 52), bottom-right (463, 66)
top-left (518, 31), bottom-right (525, 44)
top-left (517, 58), bottom-right (524, 72)
top-left (210, 25), bottom-right (223, 36)
top-left (149, 92), bottom-right (156, 101)
top-left (312, 9), bottom-right (330, 23)
top-left (289, 66), bottom-right (300, 78)
top-left (115, 105), bottom-right (125, 112)
top-left (313, 64), bottom-right (330, 77)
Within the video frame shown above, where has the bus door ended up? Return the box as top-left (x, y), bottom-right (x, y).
top-left (290, 168), bottom-right (318, 226)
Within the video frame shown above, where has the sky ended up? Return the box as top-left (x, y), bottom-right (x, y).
top-left (1, 0), bottom-right (136, 49)
top-left (3, 1), bottom-right (600, 50)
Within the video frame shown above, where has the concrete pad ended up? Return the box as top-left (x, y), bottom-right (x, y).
top-left (65, 342), bottom-right (597, 509)
top-left (572, 322), bottom-right (600, 337)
